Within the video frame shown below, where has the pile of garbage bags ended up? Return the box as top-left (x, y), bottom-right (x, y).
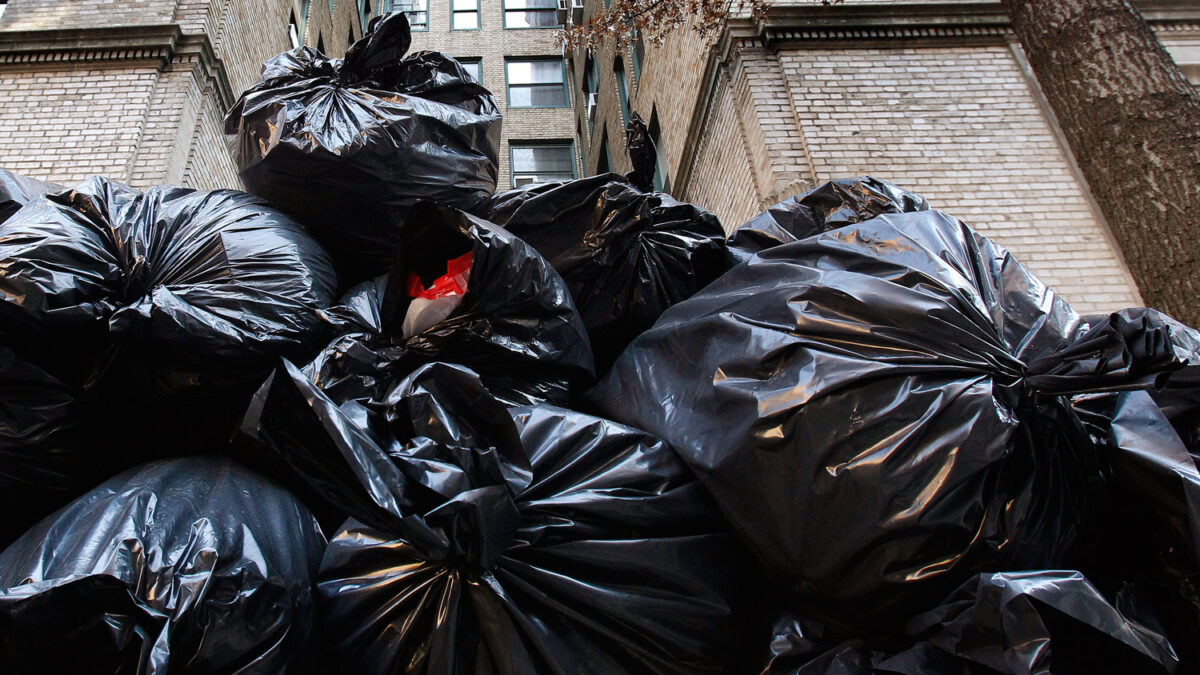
top-left (2, 11), bottom-right (1198, 674)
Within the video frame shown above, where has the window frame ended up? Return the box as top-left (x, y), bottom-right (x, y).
top-left (451, 0), bottom-right (481, 31)
top-left (502, 0), bottom-right (560, 30)
top-left (381, 0), bottom-right (428, 31)
top-left (509, 142), bottom-right (578, 187)
top-left (505, 58), bottom-right (571, 109)
top-left (457, 57), bottom-right (483, 85)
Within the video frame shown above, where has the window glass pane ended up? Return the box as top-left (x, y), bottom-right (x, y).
top-left (509, 84), bottom-right (567, 107)
top-left (459, 60), bottom-right (482, 83)
top-left (452, 11), bottom-right (478, 29)
top-left (453, 0), bottom-right (475, 10)
top-left (507, 61), bottom-right (562, 85)
top-left (505, 10), bottom-right (558, 28)
top-left (506, 0), bottom-right (557, 8)
top-left (513, 146), bottom-right (574, 174)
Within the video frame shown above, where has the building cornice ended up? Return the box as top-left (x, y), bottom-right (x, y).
top-left (748, 1), bottom-right (1200, 50)
top-left (0, 24), bottom-right (235, 111)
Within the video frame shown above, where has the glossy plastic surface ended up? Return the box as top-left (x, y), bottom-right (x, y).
top-left (0, 457), bottom-right (327, 674)
top-left (0, 176), bottom-right (337, 540)
top-left (592, 181), bottom-right (1199, 633)
top-left (226, 12), bottom-right (502, 283)
top-left (247, 360), bottom-right (747, 673)
top-left (0, 167), bottom-right (60, 223)
top-left (483, 165), bottom-right (725, 372)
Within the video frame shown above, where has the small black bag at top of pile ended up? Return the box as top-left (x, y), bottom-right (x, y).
top-left (0, 167), bottom-right (61, 223)
top-left (243, 360), bottom-right (749, 674)
top-left (299, 200), bottom-right (593, 411)
top-left (0, 176), bottom-right (337, 542)
top-left (481, 114), bottom-right (726, 371)
top-left (226, 12), bottom-right (502, 283)
top-left (762, 570), bottom-right (1179, 674)
top-left (590, 178), bottom-right (1200, 638)
top-left (0, 457), bottom-right (327, 674)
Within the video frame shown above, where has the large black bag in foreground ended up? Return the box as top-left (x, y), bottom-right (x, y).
top-left (591, 191), bottom-right (1198, 633)
top-left (0, 176), bottom-right (337, 537)
top-left (226, 12), bottom-right (502, 282)
top-left (481, 115), bottom-right (726, 370)
top-left (244, 360), bottom-right (747, 674)
top-left (763, 570), bottom-right (1179, 674)
top-left (0, 167), bottom-right (60, 223)
top-left (0, 457), bottom-right (327, 674)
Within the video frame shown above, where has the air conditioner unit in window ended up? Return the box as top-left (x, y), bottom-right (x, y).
top-left (555, 0), bottom-right (585, 25)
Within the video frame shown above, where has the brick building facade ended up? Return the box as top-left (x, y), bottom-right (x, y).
top-left (0, 1), bottom-right (367, 190)
top-left (570, 0), bottom-right (1200, 315)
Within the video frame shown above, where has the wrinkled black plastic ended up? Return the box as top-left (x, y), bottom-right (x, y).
top-left (226, 12), bottom-right (502, 282)
top-left (591, 182), bottom-right (1200, 632)
top-left (244, 359), bottom-right (745, 673)
top-left (725, 176), bottom-right (928, 268)
top-left (0, 457), bottom-right (327, 674)
top-left (297, 200), bottom-right (593, 409)
top-left (0, 168), bottom-right (60, 223)
top-left (482, 130), bottom-right (724, 370)
top-left (0, 176), bottom-right (337, 522)
top-left (764, 571), bottom-right (1179, 674)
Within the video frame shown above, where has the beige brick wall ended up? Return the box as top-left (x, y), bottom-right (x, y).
top-left (0, 65), bottom-right (159, 183)
top-left (0, 0), bottom-right (363, 192)
top-left (777, 44), bottom-right (1141, 313)
top-left (568, 0), bottom-right (1200, 314)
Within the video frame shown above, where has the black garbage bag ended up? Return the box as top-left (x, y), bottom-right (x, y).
top-left (300, 200), bottom-right (593, 409)
top-left (481, 114), bottom-right (725, 371)
top-left (0, 167), bottom-right (61, 223)
top-left (0, 343), bottom-right (105, 547)
top-left (590, 202), bottom-right (1198, 633)
top-left (763, 571), bottom-right (1179, 674)
top-left (725, 176), bottom-right (928, 267)
top-left (243, 359), bottom-right (748, 673)
top-left (0, 457), bottom-right (327, 674)
top-left (0, 175), bottom-right (337, 457)
top-left (226, 12), bottom-right (502, 282)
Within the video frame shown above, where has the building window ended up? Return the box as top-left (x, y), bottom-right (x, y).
top-left (614, 57), bottom-right (630, 127)
top-left (511, 143), bottom-right (576, 186)
top-left (317, 33), bottom-right (326, 55)
top-left (358, 0), bottom-right (372, 33)
top-left (452, 0), bottom-right (480, 30)
top-left (633, 33), bottom-right (645, 80)
top-left (288, 11), bottom-right (302, 49)
top-left (506, 59), bottom-right (569, 108)
top-left (458, 58), bottom-right (483, 84)
top-left (583, 54), bottom-right (598, 135)
top-left (597, 129), bottom-right (611, 175)
top-left (382, 0), bottom-right (427, 31)
top-left (503, 0), bottom-right (559, 29)
top-left (649, 112), bottom-right (669, 192)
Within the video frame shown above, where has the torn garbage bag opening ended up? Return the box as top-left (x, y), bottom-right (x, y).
top-left (243, 360), bottom-right (749, 673)
top-left (299, 200), bottom-right (592, 410)
top-left (0, 457), bottom-right (327, 674)
top-left (226, 12), bottom-right (502, 283)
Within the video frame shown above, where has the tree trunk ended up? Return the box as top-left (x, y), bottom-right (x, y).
top-left (1001, 0), bottom-right (1200, 327)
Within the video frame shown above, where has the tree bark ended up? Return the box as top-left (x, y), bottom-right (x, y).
top-left (1001, 0), bottom-right (1200, 326)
